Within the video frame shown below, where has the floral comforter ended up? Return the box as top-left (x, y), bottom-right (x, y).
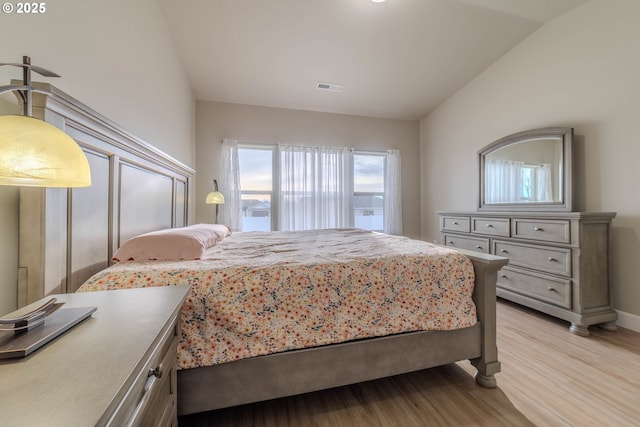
top-left (77, 228), bottom-right (476, 370)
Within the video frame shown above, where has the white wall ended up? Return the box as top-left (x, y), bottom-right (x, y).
top-left (420, 0), bottom-right (640, 323)
top-left (196, 101), bottom-right (421, 238)
top-left (0, 0), bottom-right (195, 314)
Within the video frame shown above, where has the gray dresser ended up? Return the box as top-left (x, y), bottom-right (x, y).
top-left (438, 211), bottom-right (617, 336)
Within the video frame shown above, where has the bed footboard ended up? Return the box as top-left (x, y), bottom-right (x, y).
top-left (177, 248), bottom-right (508, 415)
top-left (457, 248), bottom-right (509, 388)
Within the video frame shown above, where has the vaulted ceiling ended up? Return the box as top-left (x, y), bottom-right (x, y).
top-left (160, 0), bottom-right (588, 120)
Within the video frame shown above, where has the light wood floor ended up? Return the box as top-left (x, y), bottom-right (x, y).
top-left (178, 300), bottom-right (640, 426)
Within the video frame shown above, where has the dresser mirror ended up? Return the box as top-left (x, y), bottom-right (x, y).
top-left (478, 127), bottom-right (573, 211)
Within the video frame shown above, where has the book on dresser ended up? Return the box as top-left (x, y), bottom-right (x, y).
top-left (438, 211), bottom-right (616, 336)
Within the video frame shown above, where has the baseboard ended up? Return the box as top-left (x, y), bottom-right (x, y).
top-left (615, 310), bottom-right (640, 333)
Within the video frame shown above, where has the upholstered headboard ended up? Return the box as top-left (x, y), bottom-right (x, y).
top-left (18, 83), bottom-right (194, 306)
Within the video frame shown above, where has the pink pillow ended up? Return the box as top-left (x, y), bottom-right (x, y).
top-left (112, 224), bottom-right (231, 262)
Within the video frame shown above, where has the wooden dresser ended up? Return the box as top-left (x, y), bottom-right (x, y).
top-left (438, 211), bottom-right (617, 336)
top-left (0, 285), bottom-right (189, 426)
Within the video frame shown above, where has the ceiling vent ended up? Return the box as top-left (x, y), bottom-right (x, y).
top-left (316, 81), bottom-right (344, 93)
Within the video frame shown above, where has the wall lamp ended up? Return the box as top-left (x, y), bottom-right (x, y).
top-left (0, 56), bottom-right (93, 359)
top-left (0, 56), bottom-right (91, 188)
top-left (205, 179), bottom-right (225, 223)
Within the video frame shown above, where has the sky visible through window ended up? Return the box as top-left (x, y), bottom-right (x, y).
top-left (354, 154), bottom-right (384, 193)
top-left (239, 148), bottom-right (272, 199)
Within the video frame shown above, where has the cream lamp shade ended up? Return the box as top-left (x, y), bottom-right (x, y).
top-left (205, 179), bottom-right (225, 204)
top-left (205, 191), bottom-right (225, 204)
top-left (0, 115), bottom-right (91, 187)
top-left (206, 179), bottom-right (224, 224)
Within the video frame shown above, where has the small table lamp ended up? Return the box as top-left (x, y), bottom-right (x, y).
top-left (205, 179), bottom-right (225, 223)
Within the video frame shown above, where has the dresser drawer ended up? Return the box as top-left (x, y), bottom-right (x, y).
top-left (494, 240), bottom-right (571, 277)
top-left (471, 217), bottom-right (510, 237)
top-left (107, 320), bottom-right (179, 426)
top-left (443, 233), bottom-right (489, 253)
top-left (129, 335), bottom-right (178, 427)
top-left (441, 216), bottom-right (471, 233)
top-left (512, 219), bottom-right (570, 244)
top-left (498, 267), bottom-right (571, 308)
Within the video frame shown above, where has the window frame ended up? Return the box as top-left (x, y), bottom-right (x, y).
top-left (237, 143), bottom-right (388, 232)
top-left (353, 151), bottom-right (386, 232)
top-left (237, 144), bottom-right (278, 231)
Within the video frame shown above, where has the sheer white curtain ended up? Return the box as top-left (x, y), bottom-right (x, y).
top-left (278, 144), bottom-right (353, 231)
top-left (218, 139), bottom-right (241, 231)
top-left (486, 160), bottom-right (553, 203)
top-left (535, 164), bottom-right (552, 202)
top-left (384, 149), bottom-right (402, 235)
top-left (485, 159), bottom-right (523, 203)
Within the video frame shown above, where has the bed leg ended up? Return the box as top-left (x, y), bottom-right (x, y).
top-left (472, 360), bottom-right (500, 388)
top-left (475, 372), bottom-right (497, 388)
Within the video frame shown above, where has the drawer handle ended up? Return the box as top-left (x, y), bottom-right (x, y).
top-left (547, 257), bottom-right (557, 262)
top-left (534, 227), bottom-right (544, 232)
top-left (148, 365), bottom-right (163, 379)
top-left (486, 224), bottom-right (493, 228)
top-left (547, 287), bottom-right (557, 292)
top-left (475, 245), bottom-right (483, 249)
top-left (500, 249), bottom-right (508, 254)
top-left (452, 221), bottom-right (459, 225)
top-left (129, 366), bottom-right (162, 425)
top-left (500, 274), bottom-right (508, 278)
top-left (447, 241), bottom-right (454, 245)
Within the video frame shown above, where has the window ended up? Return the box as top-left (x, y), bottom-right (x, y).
top-left (485, 160), bottom-right (552, 203)
top-left (520, 164), bottom-right (552, 202)
top-left (237, 145), bottom-right (389, 233)
top-left (238, 146), bottom-right (274, 231)
top-left (353, 153), bottom-right (385, 231)
top-left (520, 165), bottom-right (535, 201)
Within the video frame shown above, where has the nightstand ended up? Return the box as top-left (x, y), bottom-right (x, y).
top-left (0, 285), bottom-right (190, 426)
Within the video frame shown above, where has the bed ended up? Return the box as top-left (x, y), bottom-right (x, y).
top-left (77, 225), bottom-right (508, 415)
top-left (18, 83), bottom-right (509, 416)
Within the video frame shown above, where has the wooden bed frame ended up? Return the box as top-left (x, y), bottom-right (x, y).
top-left (18, 84), bottom-right (509, 416)
top-left (176, 249), bottom-right (508, 414)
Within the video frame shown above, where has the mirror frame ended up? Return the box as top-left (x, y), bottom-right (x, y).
top-left (478, 127), bottom-right (573, 212)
